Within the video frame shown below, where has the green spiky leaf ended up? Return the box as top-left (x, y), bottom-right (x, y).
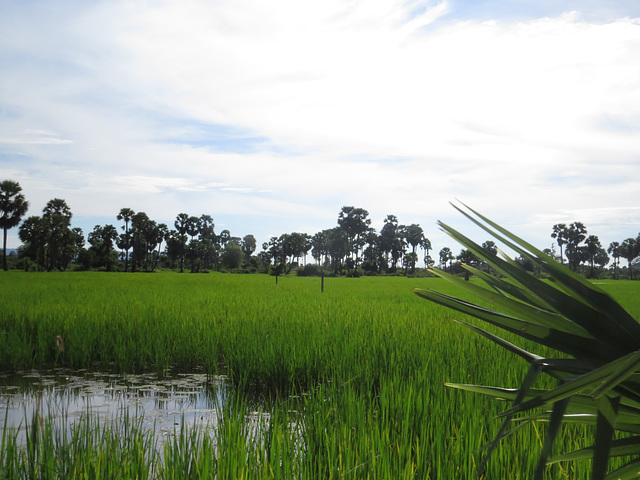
top-left (416, 203), bottom-right (640, 479)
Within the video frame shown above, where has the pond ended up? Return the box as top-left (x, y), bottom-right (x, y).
top-left (0, 368), bottom-right (242, 445)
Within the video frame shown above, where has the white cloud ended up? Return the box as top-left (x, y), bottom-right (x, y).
top-left (1, 0), bottom-right (640, 255)
top-left (0, 129), bottom-right (73, 145)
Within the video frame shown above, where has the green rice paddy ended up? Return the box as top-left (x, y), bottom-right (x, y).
top-left (1, 271), bottom-right (638, 479)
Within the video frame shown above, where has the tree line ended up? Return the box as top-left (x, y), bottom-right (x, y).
top-left (2, 179), bottom-right (639, 278)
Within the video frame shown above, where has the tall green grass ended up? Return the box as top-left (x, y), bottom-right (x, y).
top-left (1, 272), bottom-right (638, 478)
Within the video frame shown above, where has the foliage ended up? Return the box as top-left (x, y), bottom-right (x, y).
top-left (4, 183), bottom-right (637, 279)
top-left (221, 242), bottom-right (243, 270)
top-left (296, 263), bottom-right (324, 277)
top-left (620, 238), bottom-right (639, 280)
top-left (116, 207), bottom-right (135, 272)
top-left (0, 180), bottom-right (29, 271)
top-left (17, 199), bottom-right (83, 271)
top-left (88, 224), bottom-right (119, 271)
top-left (3, 272), bottom-right (640, 478)
top-left (415, 203), bottom-right (640, 480)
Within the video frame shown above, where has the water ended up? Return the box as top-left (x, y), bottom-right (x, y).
top-left (0, 368), bottom-right (233, 443)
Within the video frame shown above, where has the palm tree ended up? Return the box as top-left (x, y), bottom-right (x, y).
top-left (405, 224), bottom-right (424, 255)
top-left (550, 223), bottom-right (567, 264)
top-left (117, 208), bottom-right (135, 272)
top-left (0, 180), bottom-right (29, 271)
top-left (456, 248), bottom-right (478, 280)
top-left (439, 247), bottom-right (453, 272)
top-left (174, 213), bottom-right (190, 272)
top-left (564, 221), bottom-right (588, 271)
top-left (620, 237), bottom-right (638, 280)
top-left (584, 234), bottom-right (602, 278)
top-left (607, 241), bottom-right (621, 280)
top-left (42, 198), bottom-right (73, 271)
top-left (421, 237), bottom-right (432, 269)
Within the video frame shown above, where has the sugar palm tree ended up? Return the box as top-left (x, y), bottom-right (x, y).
top-left (0, 180), bottom-right (29, 271)
top-left (608, 241), bottom-right (621, 280)
top-left (620, 238), bottom-right (638, 280)
top-left (415, 203), bottom-right (640, 480)
top-left (117, 208), bottom-right (135, 272)
top-left (551, 223), bottom-right (567, 264)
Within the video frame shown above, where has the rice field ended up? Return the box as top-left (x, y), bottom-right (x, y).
top-left (1, 271), bottom-right (638, 479)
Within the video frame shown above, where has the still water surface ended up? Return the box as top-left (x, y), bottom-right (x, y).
top-left (0, 369), bottom-right (234, 443)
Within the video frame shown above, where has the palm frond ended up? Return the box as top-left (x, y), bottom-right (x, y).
top-left (415, 203), bottom-right (640, 480)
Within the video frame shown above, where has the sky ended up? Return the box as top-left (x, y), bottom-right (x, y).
top-left (1, 0), bottom-right (640, 260)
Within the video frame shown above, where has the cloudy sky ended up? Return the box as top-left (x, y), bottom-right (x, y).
top-left (2, 0), bottom-right (640, 258)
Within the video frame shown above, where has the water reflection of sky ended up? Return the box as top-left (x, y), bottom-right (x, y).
top-left (0, 369), bottom-right (232, 444)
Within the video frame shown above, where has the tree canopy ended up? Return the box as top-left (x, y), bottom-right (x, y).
top-left (3, 178), bottom-right (638, 279)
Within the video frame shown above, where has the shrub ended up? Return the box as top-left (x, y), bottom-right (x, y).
top-left (296, 264), bottom-right (324, 277)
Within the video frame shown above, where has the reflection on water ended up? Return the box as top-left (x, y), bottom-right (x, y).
top-left (0, 369), bottom-right (232, 443)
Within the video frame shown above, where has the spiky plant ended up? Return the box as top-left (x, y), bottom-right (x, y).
top-left (414, 203), bottom-right (640, 480)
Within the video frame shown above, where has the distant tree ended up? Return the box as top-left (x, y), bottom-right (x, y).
top-left (439, 247), bottom-right (453, 272)
top-left (0, 180), bottom-right (29, 271)
top-left (270, 232), bottom-right (307, 273)
top-left (19, 199), bottom-right (81, 271)
top-left (185, 216), bottom-right (199, 240)
top-left (258, 243), bottom-right (272, 273)
top-left (174, 213), bottom-right (190, 272)
top-left (268, 235), bottom-right (285, 268)
top-left (403, 252), bottom-right (418, 275)
top-left (130, 212), bottom-right (160, 272)
top-left (311, 230), bottom-right (331, 266)
top-left (165, 230), bottom-right (186, 270)
top-left (218, 230), bottom-right (231, 248)
top-left (361, 228), bottom-right (383, 273)
top-left (337, 206), bottom-right (371, 273)
top-left (421, 237), bottom-right (432, 270)
top-left (117, 208), bottom-right (135, 272)
top-left (88, 224), bottom-right (119, 271)
top-left (155, 223), bottom-right (169, 264)
top-left (327, 227), bottom-right (348, 274)
top-left (289, 232), bottom-right (311, 268)
top-left (608, 241), bottom-right (621, 280)
top-left (482, 240), bottom-right (498, 256)
top-left (480, 240), bottom-right (498, 272)
top-left (42, 198), bottom-right (74, 271)
top-left (620, 238), bottom-right (638, 280)
top-left (551, 223), bottom-right (568, 264)
top-left (241, 234), bottom-right (257, 260)
top-left (221, 242), bottom-right (243, 270)
top-left (394, 225), bottom-right (408, 272)
top-left (515, 254), bottom-right (536, 273)
top-left (457, 248), bottom-right (479, 280)
top-left (563, 222), bottom-right (588, 271)
top-left (405, 224), bottom-right (424, 255)
top-left (584, 235), bottom-right (602, 278)
top-left (594, 248), bottom-right (610, 273)
top-left (184, 216), bottom-right (202, 272)
top-left (66, 227), bottom-right (85, 268)
top-left (18, 216), bottom-right (47, 269)
top-left (379, 215), bottom-right (399, 270)
top-left (199, 215), bottom-right (215, 239)
top-left (198, 214), bottom-right (217, 270)
top-left (543, 245), bottom-right (559, 262)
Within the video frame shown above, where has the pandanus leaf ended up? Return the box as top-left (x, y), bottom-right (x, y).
top-left (415, 203), bottom-right (640, 479)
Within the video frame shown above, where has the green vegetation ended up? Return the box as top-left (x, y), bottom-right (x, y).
top-left (0, 180), bottom-right (29, 272)
top-left (1, 271), bottom-right (640, 478)
top-left (416, 204), bottom-right (640, 479)
top-left (5, 177), bottom-right (640, 279)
